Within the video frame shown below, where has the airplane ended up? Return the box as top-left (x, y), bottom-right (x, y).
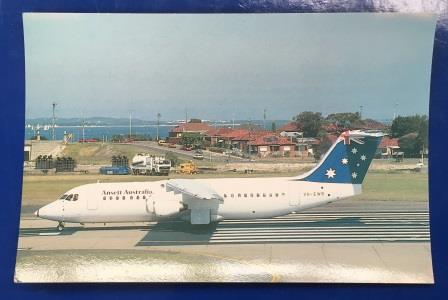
top-left (34, 130), bottom-right (384, 231)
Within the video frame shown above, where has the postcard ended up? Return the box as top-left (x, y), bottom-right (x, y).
top-left (16, 13), bottom-right (436, 283)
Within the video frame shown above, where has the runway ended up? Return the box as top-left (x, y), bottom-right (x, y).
top-left (16, 200), bottom-right (434, 283)
top-left (19, 204), bottom-right (430, 246)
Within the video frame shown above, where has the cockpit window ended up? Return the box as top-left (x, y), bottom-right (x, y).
top-left (66, 194), bottom-right (73, 201)
top-left (59, 194), bottom-right (68, 200)
top-left (73, 194), bottom-right (79, 201)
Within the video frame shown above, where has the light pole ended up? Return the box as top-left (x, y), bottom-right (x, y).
top-left (129, 112), bottom-right (132, 140)
top-left (52, 102), bottom-right (57, 140)
top-left (156, 112), bottom-right (161, 141)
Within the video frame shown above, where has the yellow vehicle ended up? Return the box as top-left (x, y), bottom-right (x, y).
top-left (176, 161), bottom-right (199, 174)
top-left (157, 139), bottom-right (166, 146)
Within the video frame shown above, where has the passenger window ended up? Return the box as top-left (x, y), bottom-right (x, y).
top-left (244, 193), bottom-right (247, 198)
top-left (136, 196), bottom-right (140, 200)
top-left (143, 195), bottom-right (146, 200)
top-left (275, 193), bottom-right (279, 197)
top-left (238, 194), bottom-right (241, 197)
top-left (73, 194), bottom-right (78, 201)
top-left (250, 193), bottom-right (253, 197)
top-left (282, 193), bottom-right (286, 196)
top-left (256, 193), bottom-right (260, 197)
top-left (231, 194), bottom-right (234, 198)
top-left (262, 193), bottom-right (266, 197)
top-left (224, 194), bottom-right (227, 198)
top-left (269, 193), bottom-right (272, 197)
top-left (109, 196), bottom-right (113, 200)
top-left (130, 196), bottom-right (133, 200)
top-left (116, 196), bottom-right (119, 200)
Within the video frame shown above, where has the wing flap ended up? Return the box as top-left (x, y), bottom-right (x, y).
top-left (166, 179), bottom-right (223, 203)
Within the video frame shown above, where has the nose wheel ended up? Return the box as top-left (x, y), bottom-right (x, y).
top-left (57, 222), bottom-right (65, 231)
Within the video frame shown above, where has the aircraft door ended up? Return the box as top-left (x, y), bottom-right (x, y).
top-left (288, 183), bottom-right (300, 207)
top-left (87, 194), bottom-right (98, 210)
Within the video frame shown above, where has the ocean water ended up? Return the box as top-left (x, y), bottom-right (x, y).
top-left (25, 125), bottom-right (172, 141)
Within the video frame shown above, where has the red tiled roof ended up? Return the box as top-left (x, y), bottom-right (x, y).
top-left (231, 130), bottom-right (271, 141)
top-left (279, 122), bottom-right (302, 132)
top-left (170, 123), bottom-right (213, 133)
top-left (379, 136), bottom-right (399, 148)
top-left (220, 129), bottom-right (250, 139)
top-left (205, 127), bottom-right (234, 137)
top-left (248, 134), bottom-right (295, 146)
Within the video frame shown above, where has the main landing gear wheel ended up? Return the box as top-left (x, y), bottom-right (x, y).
top-left (57, 222), bottom-right (65, 231)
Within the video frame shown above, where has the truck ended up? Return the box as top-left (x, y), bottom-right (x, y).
top-left (130, 153), bottom-right (171, 175)
top-left (176, 161), bottom-right (199, 175)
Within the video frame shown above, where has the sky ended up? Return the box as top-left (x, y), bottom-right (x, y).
top-left (23, 13), bottom-right (437, 121)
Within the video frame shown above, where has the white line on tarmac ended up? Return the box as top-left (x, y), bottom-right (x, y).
top-left (38, 232), bottom-right (61, 236)
top-left (214, 229), bottom-right (429, 234)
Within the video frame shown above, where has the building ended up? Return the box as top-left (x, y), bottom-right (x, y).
top-left (377, 136), bottom-right (400, 158)
top-left (278, 122), bottom-right (303, 140)
top-left (296, 137), bottom-right (320, 158)
top-left (168, 122), bottom-right (214, 144)
top-left (205, 128), bottom-right (248, 147)
top-left (248, 134), bottom-right (296, 158)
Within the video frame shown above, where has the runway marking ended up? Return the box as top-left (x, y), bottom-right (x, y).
top-left (136, 210), bottom-right (431, 245)
top-left (37, 232), bottom-right (61, 236)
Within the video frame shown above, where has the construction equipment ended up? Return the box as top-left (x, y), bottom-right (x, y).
top-left (176, 161), bottom-right (199, 175)
top-left (130, 153), bottom-right (171, 175)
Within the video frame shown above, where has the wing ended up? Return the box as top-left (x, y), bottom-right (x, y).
top-left (166, 179), bottom-right (223, 203)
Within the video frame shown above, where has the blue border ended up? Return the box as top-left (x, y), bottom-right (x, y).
top-left (1, 1), bottom-right (447, 299)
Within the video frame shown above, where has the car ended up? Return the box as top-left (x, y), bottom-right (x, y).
top-left (193, 153), bottom-right (204, 160)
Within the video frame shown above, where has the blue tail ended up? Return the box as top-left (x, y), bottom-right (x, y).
top-left (296, 131), bottom-right (384, 184)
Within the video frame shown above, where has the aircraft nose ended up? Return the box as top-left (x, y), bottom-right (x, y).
top-left (37, 202), bottom-right (63, 221)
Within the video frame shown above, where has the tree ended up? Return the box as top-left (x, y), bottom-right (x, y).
top-left (293, 111), bottom-right (322, 137)
top-left (390, 115), bottom-right (427, 138)
top-left (325, 112), bottom-right (361, 128)
top-left (399, 133), bottom-right (420, 157)
top-left (391, 115), bottom-right (428, 157)
top-left (181, 132), bottom-right (203, 147)
top-left (165, 151), bottom-right (181, 166)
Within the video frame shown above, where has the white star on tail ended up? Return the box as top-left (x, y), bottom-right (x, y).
top-left (341, 158), bottom-right (348, 165)
top-left (325, 168), bottom-right (336, 179)
top-left (351, 147), bottom-right (358, 154)
top-left (361, 154), bottom-right (367, 161)
top-left (352, 172), bottom-right (358, 179)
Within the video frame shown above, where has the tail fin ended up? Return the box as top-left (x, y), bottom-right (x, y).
top-left (296, 130), bottom-right (384, 184)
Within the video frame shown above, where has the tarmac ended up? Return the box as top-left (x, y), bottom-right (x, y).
top-left (15, 199), bottom-right (433, 283)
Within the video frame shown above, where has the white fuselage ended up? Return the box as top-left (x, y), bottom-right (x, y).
top-left (37, 177), bottom-right (361, 224)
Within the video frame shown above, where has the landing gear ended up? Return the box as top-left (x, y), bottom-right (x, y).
top-left (57, 222), bottom-right (65, 231)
